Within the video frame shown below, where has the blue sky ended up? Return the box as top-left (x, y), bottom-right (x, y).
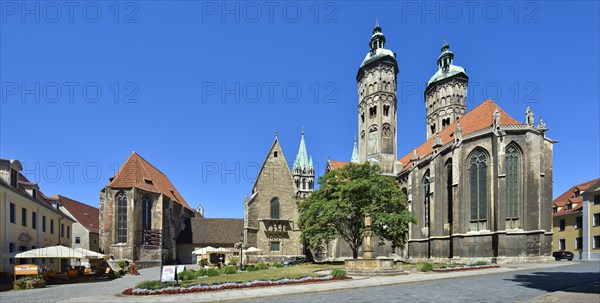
top-left (1, 1), bottom-right (598, 218)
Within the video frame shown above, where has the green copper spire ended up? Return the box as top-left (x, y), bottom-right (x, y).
top-left (351, 135), bottom-right (359, 163)
top-left (293, 128), bottom-right (311, 171)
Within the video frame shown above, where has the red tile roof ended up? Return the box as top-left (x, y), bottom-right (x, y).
top-left (46, 195), bottom-right (99, 234)
top-left (327, 160), bottom-right (350, 170)
top-left (107, 152), bottom-right (193, 211)
top-left (398, 99), bottom-right (522, 172)
top-left (553, 178), bottom-right (600, 207)
top-left (553, 202), bottom-right (583, 217)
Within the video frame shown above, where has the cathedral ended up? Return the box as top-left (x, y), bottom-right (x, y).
top-left (247, 22), bottom-right (555, 263)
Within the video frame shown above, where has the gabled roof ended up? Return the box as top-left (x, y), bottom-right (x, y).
top-left (46, 195), bottom-right (99, 234)
top-left (107, 152), bottom-right (192, 211)
top-left (398, 99), bottom-right (522, 173)
top-left (553, 202), bottom-right (583, 217)
top-left (553, 178), bottom-right (600, 207)
top-left (327, 159), bottom-right (350, 171)
top-left (252, 137), bottom-right (293, 193)
top-left (192, 218), bottom-right (244, 246)
top-left (0, 159), bottom-right (75, 222)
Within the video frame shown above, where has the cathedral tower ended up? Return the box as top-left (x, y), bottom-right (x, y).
top-left (424, 39), bottom-right (468, 139)
top-left (356, 20), bottom-right (399, 175)
top-left (293, 129), bottom-right (314, 198)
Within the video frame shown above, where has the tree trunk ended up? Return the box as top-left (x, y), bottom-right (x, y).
top-left (352, 249), bottom-right (358, 259)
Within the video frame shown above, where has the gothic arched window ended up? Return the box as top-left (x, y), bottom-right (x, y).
top-left (271, 198), bottom-right (280, 219)
top-left (445, 159), bottom-right (453, 228)
top-left (469, 149), bottom-right (488, 222)
top-left (423, 171), bottom-right (430, 228)
top-left (142, 196), bottom-right (153, 234)
top-left (116, 192), bottom-right (127, 243)
top-left (506, 144), bottom-right (520, 218)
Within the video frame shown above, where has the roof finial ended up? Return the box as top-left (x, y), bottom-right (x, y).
top-left (301, 127), bottom-right (304, 135)
top-left (275, 131), bottom-right (278, 139)
top-left (375, 17), bottom-right (379, 27)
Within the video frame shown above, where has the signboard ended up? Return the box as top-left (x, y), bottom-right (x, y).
top-left (143, 229), bottom-right (161, 248)
top-left (161, 265), bottom-right (176, 283)
top-left (14, 264), bottom-right (38, 280)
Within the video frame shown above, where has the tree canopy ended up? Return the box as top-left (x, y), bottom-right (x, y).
top-left (298, 162), bottom-right (416, 259)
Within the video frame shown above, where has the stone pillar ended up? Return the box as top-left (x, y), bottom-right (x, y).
top-left (363, 214), bottom-right (374, 259)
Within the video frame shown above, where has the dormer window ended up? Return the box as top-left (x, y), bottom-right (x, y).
top-left (574, 190), bottom-right (580, 197)
top-left (31, 188), bottom-right (37, 199)
top-left (10, 169), bottom-right (18, 188)
top-left (553, 206), bottom-right (558, 213)
top-left (566, 203), bottom-right (572, 210)
top-left (144, 178), bottom-right (154, 185)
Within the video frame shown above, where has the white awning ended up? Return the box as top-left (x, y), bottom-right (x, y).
top-left (15, 245), bottom-right (85, 259)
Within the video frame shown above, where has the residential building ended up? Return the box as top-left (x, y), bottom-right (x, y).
top-left (582, 182), bottom-right (600, 260)
top-left (0, 158), bottom-right (75, 274)
top-left (190, 217), bottom-right (243, 263)
top-left (46, 195), bottom-right (100, 253)
top-left (553, 178), bottom-right (600, 259)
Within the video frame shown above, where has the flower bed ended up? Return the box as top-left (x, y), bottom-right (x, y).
top-left (432, 264), bottom-right (500, 272)
top-left (123, 275), bottom-right (351, 296)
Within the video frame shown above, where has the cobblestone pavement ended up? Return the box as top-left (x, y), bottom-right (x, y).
top-left (243, 261), bottom-right (599, 303)
top-left (1, 262), bottom-right (597, 303)
top-left (0, 266), bottom-right (163, 303)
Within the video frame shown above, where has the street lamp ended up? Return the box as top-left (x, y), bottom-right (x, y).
top-left (238, 232), bottom-right (244, 271)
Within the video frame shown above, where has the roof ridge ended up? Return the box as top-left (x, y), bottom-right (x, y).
top-left (132, 152), bottom-right (169, 178)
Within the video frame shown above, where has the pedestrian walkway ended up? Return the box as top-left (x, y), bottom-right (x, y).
top-left (529, 280), bottom-right (600, 303)
top-left (58, 261), bottom-right (580, 303)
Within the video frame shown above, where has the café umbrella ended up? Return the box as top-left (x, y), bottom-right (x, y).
top-left (15, 245), bottom-right (87, 271)
top-left (15, 245), bottom-right (86, 259)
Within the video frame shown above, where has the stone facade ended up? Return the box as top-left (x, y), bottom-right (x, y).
top-left (356, 23), bottom-right (398, 175)
top-left (400, 121), bottom-right (555, 263)
top-left (323, 23), bottom-right (555, 264)
top-left (99, 152), bottom-right (194, 264)
top-left (244, 134), bottom-right (313, 260)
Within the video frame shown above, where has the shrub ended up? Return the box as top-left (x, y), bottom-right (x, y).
top-left (194, 269), bottom-right (207, 278)
top-left (198, 258), bottom-right (208, 267)
top-left (473, 260), bottom-right (488, 266)
top-left (273, 262), bottom-right (284, 268)
top-left (220, 266), bottom-right (237, 275)
top-left (419, 263), bottom-right (433, 272)
top-left (255, 262), bottom-right (269, 270)
top-left (135, 280), bottom-right (162, 290)
top-left (244, 265), bottom-right (258, 271)
top-left (229, 257), bottom-right (238, 266)
top-left (205, 268), bottom-right (220, 277)
top-left (178, 270), bottom-right (196, 281)
top-left (116, 259), bottom-right (126, 269)
top-left (331, 269), bottom-right (347, 278)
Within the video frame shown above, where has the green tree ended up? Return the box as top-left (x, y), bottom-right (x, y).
top-left (298, 162), bottom-right (415, 259)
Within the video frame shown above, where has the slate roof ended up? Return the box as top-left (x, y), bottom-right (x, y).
top-left (107, 152), bottom-right (192, 211)
top-left (46, 194), bottom-right (99, 234)
top-left (192, 218), bottom-right (244, 246)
